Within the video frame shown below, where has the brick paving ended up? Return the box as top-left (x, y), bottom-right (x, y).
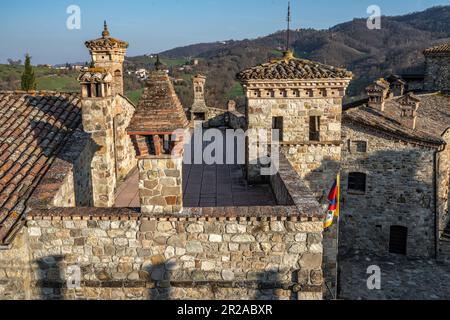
top-left (339, 254), bottom-right (450, 300)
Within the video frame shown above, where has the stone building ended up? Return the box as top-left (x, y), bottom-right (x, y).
top-left (237, 50), bottom-right (353, 298)
top-left (339, 42), bottom-right (450, 261)
top-left (423, 42), bottom-right (450, 92)
top-left (0, 24), bottom-right (326, 300)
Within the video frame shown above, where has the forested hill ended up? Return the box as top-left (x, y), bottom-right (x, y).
top-left (128, 6), bottom-right (450, 108)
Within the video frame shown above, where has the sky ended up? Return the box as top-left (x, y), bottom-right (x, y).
top-left (0, 0), bottom-right (449, 64)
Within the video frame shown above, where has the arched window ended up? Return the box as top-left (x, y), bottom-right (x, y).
top-left (389, 226), bottom-right (408, 255)
top-left (348, 172), bottom-right (366, 193)
top-left (114, 69), bottom-right (122, 77)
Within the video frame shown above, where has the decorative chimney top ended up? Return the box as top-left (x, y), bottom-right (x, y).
top-left (397, 93), bottom-right (421, 130)
top-left (102, 21), bottom-right (110, 38)
top-left (366, 78), bottom-right (390, 111)
top-left (127, 71), bottom-right (189, 157)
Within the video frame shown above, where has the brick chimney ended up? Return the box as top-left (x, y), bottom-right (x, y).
top-left (398, 93), bottom-right (421, 130)
top-left (366, 78), bottom-right (390, 111)
top-left (127, 71), bottom-right (189, 214)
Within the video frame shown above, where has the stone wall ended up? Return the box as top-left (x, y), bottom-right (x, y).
top-left (81, 97), bottom-right (117, 207)
top-left (246, 97), bottom-right (342, 184)
top-left (114, 96), bottom-right (137, 182)
top-left (424, 56), bottom-right (450, 92)
top-left (0, 230), bottom-right (32, 300)
top-left (437, 129), bottom-right (450, 235)
top-left (1, 207), bottom-right (324, 300)
top-left (138, 156), bottom-right (183, 214)
top-left (245, 94), bottom-right (343, 298)
top-left (340, 120), bottom-right (437, 258)
top-left (28, 129), bottom-right (96, 209)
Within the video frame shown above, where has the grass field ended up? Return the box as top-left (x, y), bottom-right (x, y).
top-left (0, 64), bottom-right (79, 92)
top-left (125, 88), bottom-right (144, 105)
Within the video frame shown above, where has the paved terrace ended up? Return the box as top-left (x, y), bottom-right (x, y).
top-left (115, 130), bottom-right (276, 208)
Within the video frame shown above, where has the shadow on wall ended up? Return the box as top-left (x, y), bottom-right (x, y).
top-left (34, 255), bottom-right (66, 300)
top-left (146, 261), bottom-right (174, 300)
top-left (144, 260), bottom-right (293, 300)
top-left (30, 118), bottom-right (98, 207)
top-left (336, 147), bottom-right (436, 259)
top-left (253, 270), bottom-right (294, 300)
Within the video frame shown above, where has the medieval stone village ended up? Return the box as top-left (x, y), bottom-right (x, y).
top-left (0, 2), bottom-right (449, 302)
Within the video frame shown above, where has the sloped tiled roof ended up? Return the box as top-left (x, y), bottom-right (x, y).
top-left (237, 51), bottom-right (353, 81)
top-left (85, 22), bottom-right (128, 51)
top-left (0, 91), bottom-right (81, 244)
top-left (127, 71), bottom-right (189, 134)
top-left (344, 93), bottom-right (450, 146)
top-left (424, 42), bottom-right (450, 56)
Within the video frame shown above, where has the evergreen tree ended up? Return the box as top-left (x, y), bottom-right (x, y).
top-left (21, 54), bottom-right (36, 91)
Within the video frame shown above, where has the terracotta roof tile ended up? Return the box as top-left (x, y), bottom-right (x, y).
top-left (344, 93), bottom-right (450, 146)
top-left (237, 51), bottom-right (353, 81)
top-left (0, 91), bottom-right (82, 244)
top-left (424, 42), bottom-right (450, 56)
top-left (127, 71), bottom-right (189, 134)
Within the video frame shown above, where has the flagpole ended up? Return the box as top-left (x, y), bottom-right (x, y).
top-left (335, 173), bottom-right (341, 300)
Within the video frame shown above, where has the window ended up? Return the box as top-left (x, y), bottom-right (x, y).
top-left (95, 83), bottom-right (102, 97)
top-left (86, 84), bottom-right (92, 98)
top-left (309, 116), bottom-right (320, 141)
top-left (352, 141), bottom-right (368, 153)
top-left (348, 172), bottom-right (366, 193)
top-left (114, 69), bottom-right (122, 77)
top-left (272, 117), bottom-right (284, 142)
top-left (389, 226), bottom-right (408, 255)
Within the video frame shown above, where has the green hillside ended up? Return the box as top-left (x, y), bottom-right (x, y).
top-left (0, 64), bottom-right (79, 92)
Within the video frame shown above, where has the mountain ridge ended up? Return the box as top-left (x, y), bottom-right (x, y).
top-left (128, 6), bottom-right (450, 108)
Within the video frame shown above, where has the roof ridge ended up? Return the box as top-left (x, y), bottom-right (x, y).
top-left (0, 90), bottom-right (79, 95)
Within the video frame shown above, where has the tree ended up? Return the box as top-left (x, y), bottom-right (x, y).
top-left (7, 58), bottom-right (22, 66)
top-left (21, 54), bottom-right (36, 91)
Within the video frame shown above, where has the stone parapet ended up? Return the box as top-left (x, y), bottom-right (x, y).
top-left (20, 208), bottom-right (323, 300)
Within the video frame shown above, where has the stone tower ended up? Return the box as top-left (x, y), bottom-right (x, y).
top-left (127, 70), bottom-right (189, 214)
top-left (238, 50), bottom-right (352, 298)
top-left (78, 69), bottom-right (116, 207)
top-left (85, 21), bottom-right (129, 96)
top-left (423, 42), bottom-right (450, 92)
top-left (191, 74), bottom-right (209, 121)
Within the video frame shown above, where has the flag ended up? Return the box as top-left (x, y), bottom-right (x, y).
top-left (324, 175), bottom-right (340, 229)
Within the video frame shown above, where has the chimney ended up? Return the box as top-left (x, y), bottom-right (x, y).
top-left (127, 70), bottom-right (189, 214)
top-left (227, 100), bottom-right (236, 112)
top-left (191, 74), bottom-right (208, 121)
top-left (85, 21), bottom-right (128, 96)
top-left (366, 78), bottom-right (390, 112)
top-left (398, 93), bottom-right (421, 130)
top-left (78, 68), bottom-right (116, 207)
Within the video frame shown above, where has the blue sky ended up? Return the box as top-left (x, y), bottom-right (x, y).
top-left (0, 0), bottom-right (449, 64)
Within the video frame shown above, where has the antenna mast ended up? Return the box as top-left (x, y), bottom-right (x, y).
top-left (286, 1), bottom-right (291, 52)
